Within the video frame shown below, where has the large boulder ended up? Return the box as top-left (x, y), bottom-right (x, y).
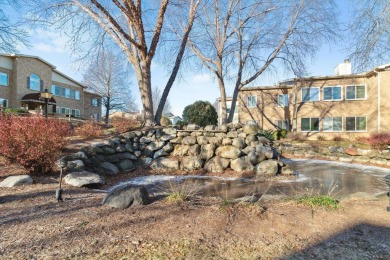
top-left (182, 136), bottom-right (197, 145)
top-left (246, 150), bottom-right (266, 165)
top-left (151, 158), bottom-right (179, 170)
top-left (181, 157), bottom-right (204, 171)
top-left (232, 137), bottom-right (246, 149)
top-left (117, 159), bottom-right (135, 171)
top-left (205, 156), bottom-right (230, 173)
top-left (102, 185), bottom-right (150, 209)
top-left (216, 145), bottom-right (241, 159)
top-left (197, 136), bottom-right (209, 145)
top-left (243, 124), bottom-right (260, 135)
top-left (245, 134), bottom-right (257, 146)
top-left (200, 144), bottom-right (215, 161)
top-left (66, 160), bottom-right (85, 172)
top-left (101, 162), bottom-right (119, 175)
top-left (0, 175), bottom-right (33, 187)
top-left (255, 160), bottom-right (279, 177)
top-left (146, 141), bottom-right (165, 151)
top-left (230, 157), bottom-right (254, 172)
top-left (162, 127), bottom-right (177, 136)
top-left (222, 138), bottom-right (232, 145)
top-left (186, 124), bottom-right (200, 130)
top-left (209, 137), bottom-right (222, 146)
top-left (101, 146), bottom-right (116, 155)
top-left (188, 144), bottom-right (201, 156)
top-left (160, 134), bottom-right (175, 142)
top-left (64, 171), bottom-right (105, 188)
top-left (154, 149), bottom-right (169, 159)
top-left (172, 145), bottom-right (190, 156)
top-left (162, 142), bottom-right (174, 153)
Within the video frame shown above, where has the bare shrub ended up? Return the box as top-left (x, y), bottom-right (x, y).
top-left (367, 133), bottom-right (390, 150)
top-left (73, 120), bottom-right (104, 139)
top-left (110, 116), bottom-right (141, 133)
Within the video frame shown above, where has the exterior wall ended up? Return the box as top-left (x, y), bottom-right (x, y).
top-left (216, 98), bottom-right (239, 126)
top-left (52, 80), bottom-right (84, 115)
top-left (84, 92), bottom-right (102, 121)
top-left (239, 70), bottom-right (390, 140)
top-left (0, 67), bottom-right (13, 107)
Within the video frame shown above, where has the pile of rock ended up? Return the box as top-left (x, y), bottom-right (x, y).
top-left (58, 124), bottom-right (292, 188)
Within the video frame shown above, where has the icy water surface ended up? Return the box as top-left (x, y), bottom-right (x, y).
top-left (111, 159), bottom-right (390, 200)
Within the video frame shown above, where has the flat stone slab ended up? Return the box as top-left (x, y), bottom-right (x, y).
top-left (64, 171), bottom-right (105, 188)
top-left (0, 175), bottom-right (33, 187)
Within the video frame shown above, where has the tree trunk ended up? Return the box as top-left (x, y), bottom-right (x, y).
top-left (217, 76), bottom-right (227, 126)
top-left (105, 96), bottom-right (110, 125)
top-left (137, 60), bottom-right (154, 126)
top-left (227, 84), bottom-right (240, 123)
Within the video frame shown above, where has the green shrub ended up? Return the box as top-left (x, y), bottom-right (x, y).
top-left (3, 108), bottom-right (29, 115)
top-left (258, 129), bottom-right (274, 141)
top-left (0, 115), bottom-right (70, 174)
top-left (272, 129), bottom-right (289, 140)
top-left (182, 101), bottom-right (217, 127)
top-left (295, 195), bottom-right (339, 209)
top-left (316, 135), bottom-right (326, 141)
top-left (175, 120), bottom-right (187, 128)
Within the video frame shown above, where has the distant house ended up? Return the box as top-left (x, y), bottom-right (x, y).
top-left (215, 97), bottom-right (239, 127)
top-left (109, 111), bottom-right (141, 120)
top-left (238, 60), bottom-right (390, 139)
top-left (165, 112), bottom-right (182, 125)
top-left (0, 53), bottom-right (102, 120)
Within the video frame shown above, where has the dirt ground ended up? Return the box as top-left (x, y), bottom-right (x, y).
top-left (1, 137), bottom-right (390, 259)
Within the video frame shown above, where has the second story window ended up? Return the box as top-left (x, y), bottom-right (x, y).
top-left (278, 94), bottom-right (289, 107)
top-left (28, 74), bottom-right (41, 91)
top-left (346, 85), bottom-right (366, 100)
top-left (0, 72), bottom-right (8, 86)
top-left (323, 86), bottom-right (342, 101)
top-left (302, 87), bottom-right (319, 102)
top-left (247, 95), bottom-right (257, 107)
top-left (92, 98), bottom-right (99, 107)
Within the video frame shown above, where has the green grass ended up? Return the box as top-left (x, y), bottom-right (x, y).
top-left (164, 191), bottom-right (188, 204)
top-left (295, 195), bottom-right (340, 209)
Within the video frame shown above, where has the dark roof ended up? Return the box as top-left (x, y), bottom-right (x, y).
top-left (21, 93), bottom-right (56, 105)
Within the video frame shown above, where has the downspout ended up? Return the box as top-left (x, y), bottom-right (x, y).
top-left (375, 69), bottom-right (381, 133)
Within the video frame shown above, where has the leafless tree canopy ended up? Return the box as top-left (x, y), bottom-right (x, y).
top-left (0, 0), bottom-right (29, 52)
top-left (346, 0), bottom-right (390, 71)
top-left (82, 50), bottom-right (137, 123)
top-left (188, 0), bottom-right (338, 125)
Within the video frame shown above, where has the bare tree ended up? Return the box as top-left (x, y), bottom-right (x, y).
top-left (27, 0), bottom-right (201, 126)
top-left (346, 0), bottom-right (390, 70)
top-left (0, 0), bottom-right (29, 52)
top-left (152, 86), bottom-right (172, 115)
top-left (82, 50), bottom-right (136, 124)
top-left (188, 0), bottom-right (337, 125)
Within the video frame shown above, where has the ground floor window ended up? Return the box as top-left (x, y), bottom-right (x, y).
top-left (301, 117), bottom-right (319, 132)
top-left (92, 113), bottom-right (100, 122)
top-left (277, 120), bottom-right (290, 130)
top-left (56, 107), bottom-right (80, 118)
top-left (346, 116), bottom-right (366, 131)
top-left (0, 98), bottom-right (8, 108)
top-left (323, 117), bottom-right (342, 132)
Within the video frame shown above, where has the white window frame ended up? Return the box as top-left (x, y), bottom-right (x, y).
top-left (345, 116), bottom-right (367, 132)
top-left (301, 117), bottom-right (320, 132)
top-left (92, 98), bottom-right (99, 107)
top-left (345, 85), bottom-right (367, 100)
top-left (277, 94), bottom-right (289, 107)
top-left (277, 120), bottom-right (290, 130)
top-left (75, 90), bottom-right (80, 100)
top-left (323, 86), bottom-right (342, 101)
top-left (322, 117), bottom-right (343, 132)
top-left (247, 95), bottom-right (257, 108)
top-left (301, 87), bottom-right (320, 102)
top-left (0, 98), bottom-right (8, 108)
top-left (0, 72), bottom-right (9, 86)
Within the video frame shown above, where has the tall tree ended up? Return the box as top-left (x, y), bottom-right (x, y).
top-left (28, 0), bottom-right (201, 126)
top-left (346, 0), bottom-right (390, 70)
top-left (0, 0), bottom-right (29, 52)
top-left (188, 0), bottom-right (337, 125)
top-left (82, 50), bottom-right (136, 124)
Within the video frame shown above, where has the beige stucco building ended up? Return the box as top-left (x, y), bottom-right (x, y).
top-left (237, 60), bottom-right (390, 139)
top-left (0, 53), bottom-right (101, 120)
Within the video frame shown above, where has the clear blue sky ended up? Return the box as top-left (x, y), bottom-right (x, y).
top-left (15, 1), bottom-right (360, 117)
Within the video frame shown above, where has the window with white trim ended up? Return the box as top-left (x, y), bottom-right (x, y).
top-left (92, 98), bottom-right (99, 107)
top-left (323, 117), bottom-right (342, 132)
top-left (301, 117), bottom-right (319, 132)
top-left (346, 85), bottom-right (366, 100)
top-left (0, 98), bottom-right (8, 108)
top-left (277, 120), bottom-right (290, 130)
top-left (302, 87), bottom-right (319, 102)
top-left (29, 74), bottom-right (41, 91)
top-left (346, 116), bottom-right (366, 131)
top-left (247, 96), bottom-right (257, 107)
top-left (0, 72), bottom-right (8, 86)
top-left (323, 86), bottom-right (342, 101)
top-left (278, 94), bottom-right (289, 107)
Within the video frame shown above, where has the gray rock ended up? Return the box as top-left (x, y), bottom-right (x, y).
top-left (160, 134), bottom-right (174, 142)
top-left (170, 137), bottom-right (183, 144)
top-left (280, 165), bottom-right (294, 175)
top-left (116, 145), bottom-right (126, 152)
top-left (209, 137), bottom-right (222, 146)
top-left (215, 133), bottom-right (227, 138)
top-left (140, 136), bottom-right (155, 144)
top-left (121, 131), bottom-right (136, 139)
top-left (188, 144), bottom-right (201, 156)
top-left (182, 136), bottom-right (197, 145)
top-left (328, 146), bottom-right (337, 153)
top-left (255, 160), bottom-right (279, 177)
top-left (172, 145), bottom-right (190, 156)
top-left (216, 145), bottom-right (241, 159)
top-left (242, 146), bottom-right (255, 155)
top-left (222, 138), bottom-right (232, 145)
top-left (243, 124), bottom-right (260, 135)
top-left (64, 171), bottom-right (105, 188)
top-left (204, 132), bottom-right (215, 137)
top-left (81, 146), bottom-right (101, 157)
top-left (238, 132), bottom-right (247, 138)
top-left (146, 141), bottom-right (165, 151)
top-left (257, 136), bottom-right (270, 145)
top-left (191, 131), bottom-right (203, 137)
top-left (353, 156), bottom-right (370, 163)
top-left (121, 152), bottom-right (137, 160)
top-left (69, 151), bottom-right (88, 160)
top-left (197, 136), bottom-right (209, 145)
top-left (133, 131), bottom-right (143, 137)
top-left (102, 185), bottom-right (150, 209)
top-left (101, 146), bottom-right (116, 155)
top-left (181, 157), bottom-right (204, 171)
top-left (186, 124), bottom-right (200, 130)
top-left (117, 159), bottom-right (135, 171)
top-left (104, 154), bottom-right (121, 163)
top-left (142, 157), bottom-right (153, 165)
top-left (151, 158), bottom-right (180, 170)
top-left (162, 128), bottom-right (177, 136)
top-left (230, 157), bottom-right (254, 172)
top-left (233, 195), bottom-right (259, 203)
top-left (245, 134), bottom-right (257, 145)
top-left (205, 156), bottom-right (230, 173)
top-left (200, 144), bottom-right (215, 161)
top-left (219, 125), bottom-right (228, 132)
top-left (246, 151), bottom-right (266, 165)
top-left (66, 160), bottom-right (85, 172)
top-left (0, 175), bottom-right (33, 187)
top-left (155, 129), bottom-right (163, 139)
top-left (177, 131), bottom-right (190, 137)
top-left (101, 162), bottom-right (119, 175)
top-left (204, 125), bottom-right (216, 131)
top-left (154, 149), bottom-right (169, 159)
top-left (232, 137), bottom-right (246, 149)
top-left (162, 142), bottom-right (174, 153)
top-left (227, 131), bottom-right (238, 138)
top-left (125, 143), bottom-right (134, 152)
top-left (134, 151), bottom-right (142, 157)
top-left (142, 148), bottom-right (154, 157)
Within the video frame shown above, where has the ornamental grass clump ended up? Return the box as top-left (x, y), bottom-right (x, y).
top-left (0, 115), bottom-right (70, 174)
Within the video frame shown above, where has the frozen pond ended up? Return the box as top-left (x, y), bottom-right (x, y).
top-left (110, 159), bottom-right (390, 200)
